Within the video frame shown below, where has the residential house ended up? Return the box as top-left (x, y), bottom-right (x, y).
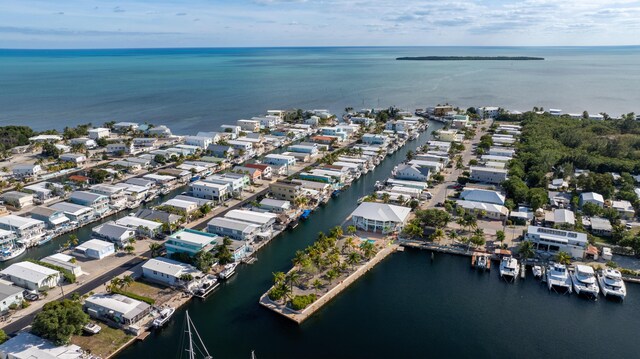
top-left (455, 200), bottom-right (509, 220)
top-left (224, 210), bottom-right (277, 233)
top-left (232, 166), bottom-right (263, 182)
top-left (184, 135), bottom-right (213, 149)
top-left (106, 143), bottom-right (135, 155)
top-left (90, 184), bottom-right (127, 209)
top-left (0, 261), bottom-right (60, 291)
top-left (579, 192), bottom-right (605, 208)
top-left (269, 181), bottom-right (302, 201)
top-left (41, 253), bottom-right (82, 277)
top-left (0, 191), bottom-right (34, 210)
top-left (162, 199), bottom-right (198, 215)
top-left (469, 166), bottom-right (508, 184)
top-left (0, 332), bottom-right (83, 359)
top-left (244, 163), bottom-right (273, 179)
top-left (258, 198), bottom-right (291, 213)
top-left (237, 119), bottom-right (261, 132)
top-left (133, 137), bottom-right (158, 148)
top-left (92, 222), bottom-right (136, 246)
top-left (74, 239), bottom-right (115, 259)
top-left (350, 202), bottom-right (411, 234)
top-left (70, 191), bottom-right (110, 215)
top-left (545, 209), bottom-right (576, 227)
top-left (135, 208), bottom-right (182, 227)
top-left (0, 215), bottom-right (46, 247)
top-left (590, 217), bottom-right (613, 237)
top-left (190, 181), bottom-right (230, 202)
top-left (84, 293), bottom-right (152, 328)
top-left (459, 188), bottom-right (506, 205)
top-left (49, 202), bottom-right (95, 223)
top-left (88, 127), bottom-right (110, 139)
top-left (142, 257), bottom-right (204, 290)
top-left (59, 153), bottom-right (87, 166)
top-left (29, 206), bottom-right (69, 230)
top-left (611, 200), bottom-right (635, 219)
top-left (113, 122), bottom-right (139, 132)
top-left (207, 217), bottom-right (260, 242)
top-left (12, 164), bottom-right (43, 179)
top-left (147, 125), bottom-right (172, 137)
top-left (207, 144), bottom-right (235, 158)
top-left (362, 134), bottom-right (388, 145)
top-left (165, 229), bottom-right (219, 257)
top-left (115, 216), bottom-right (163, 238)
top-left (0, 283), bottom-right (24, 314)
top-left (69, 137), bottom-right (97, 149)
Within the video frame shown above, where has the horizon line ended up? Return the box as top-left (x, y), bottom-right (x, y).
top-left (1, 44), bottom-right (640, 51)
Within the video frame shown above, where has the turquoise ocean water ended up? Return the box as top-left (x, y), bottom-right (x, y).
top-left (1, 46), bottom-right (639, 134)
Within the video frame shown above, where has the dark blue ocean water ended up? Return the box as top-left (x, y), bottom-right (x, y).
top-left (1, 46), bottom-right (639, 134)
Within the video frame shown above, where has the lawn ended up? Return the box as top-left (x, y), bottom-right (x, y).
top-left (71, 326), bottom-right (133, 358)
top-left (127, 280), bottom-right (177, 304)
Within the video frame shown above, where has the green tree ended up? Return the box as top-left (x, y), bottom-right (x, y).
top-left (430, 228), bottom-right (445, 243)
top-left (149, 242), bottom-right (163, 257)
top-left (581, 202), bottom-right (602, 217)
top-left (32, 300), bottom-right (89, 345)
top-left (415, 209), bottom-right (451, 228)
top-left (194, 250), bottom-right (216, 272)
top-left (555, 251), bottom-right (571, 265)
top-left (528, 187), bottom-right (548, 210)
top-left (346, 225), bottom-right (357, 236)
top-left (0, 329), bottom-right (7, 344)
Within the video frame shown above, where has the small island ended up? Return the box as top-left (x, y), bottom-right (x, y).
top-left (396, 56), bottom-right (544, 61)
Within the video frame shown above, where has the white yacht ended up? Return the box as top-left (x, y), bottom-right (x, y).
top-left (218, 262), bottom-right (238, 280)
top-left (475, 255), bottom-right (488, 271)
top-left (546, 263), bottom-right (572, 293)
top-left (570, 265), bottom-right (599, 298)
top-left (499, 256), bottom-right (519, 281)
top-left (0, 229), bottom-right (26, 262)
top-left (532, 265), bottom-right (543, 279)
top-left (597, 268), bottom-right (627, 300)
top-left (153, 307), bottom-right (176, 328)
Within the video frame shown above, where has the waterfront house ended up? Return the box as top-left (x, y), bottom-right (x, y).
top-left (311, 135), bottom-right (336, 145)
top-left (28, 134), bottom-right (62, 143)
top-left (135, 208), bottom-right (181, 227)
top-left (264, 154), bottom-right (296, 169)
top-left (70, 191), bottom-right (110, 215)
top-left (114, 183), bottom-right (148, 203)
top-left (74, 239), bottom-right (115, 260)
top-left (204, 175), bottom-right (245, 196)
top-left (184, 135), bottom-right (213, 149)
top-left (216, 172), bottom-right (251, 191)
top-left (451, 114), bottom-right (469, 129)
top-left (269, 181), bottom-right (302, 201)
top-left (69, 137), bottom-right (97, 149)
top-left (59, 153), bottom-right (87, 166)
top-left (0, 191), bottom-right (34, 210)
top-left (436, 130), bottom-right (460, 142)
top-left (143, 173), bottom-right (177, 186)
top-left (0, 215), bottom-right (46, 247)
top-left (0, 283), bottom-right (24, 314)
top-left (0, 261), bottom-right (60, 291)
top-left (252, 116), bottom-right (279, 128)
top-left (299, 171), bottom-right (337, 185)
top-left (92, 222), bottom-right (136, 246)
top-left (611, 200), bottom-right (635, 219)
top-left (589, 217), bottom-right (613, 237)
top-left (455, 200), bottom-right (509, 220)
top-left (579, 192), bottom-right (605, 208)
top-left (426, 141), bottom-right (451, 152)
top-left (237, 119), bottom-right (261, 132)
top-left (165, 229), bottom-right (219, 257)
top-left (174, 144), bottom-right (202, 155)
top-left (232, 166), bottom-right (263, 182)
top-left (29, 206), bottom-right (69, 230)
top-left (115, 215), bottom-right (163, 238)
top-left (469, 166), bottom-right (508, 185)
top-left (224, 209), bottom-right (277, 233)
top-left (190, 181), bottom-right (230, 202)
top-left (258, 198), bottom-right (292, 213)
top-left (133, 137), bottom-right (158, 148)
top-left (84, 293), bottom-right (151, 328)
top-left (545, 209), bottom-right (576, 227)
top-left (142, 257), bottom-right (203, 289)
top-left (350, 203), bottom-right (411, 234)
top-left (49, 202), bottom-right (95, 223)
top-left (207, 217), bottom-right (260, 242)
top-left (207, 144), bottom-right (236, 158)
top-left (23, 182), bottom-right (60, 203)
top-left (245, 163), bottom-right (273, 179)
top-left (126, 177), bottom-right (156, 189)
top-left (220, 125), bottom-right (241, 138)
top-left (459, 188), bottom-right (506, 205)
top-left (41, 253), bottom-right (83, 277)
top-left (408, 160), bottom-right (443, 174)
top-left (350, 116), bottom-right (376, 127)
top-left (362, 134), bottom-right (389, 145)
top-left (12, 164), bottom-right (43, 179)
top-left (288, 144), bottom-right (318, 155)
top-left (0, 332), bottom-right (83, 359)
top-left (88, 127), bottom-right (110, 140)
top-left (113, 122), bottom-right (139, 132)
top-left (90, 184), bottom-right (127, 209)
top-left (147, 125), bottom-right (172, 137)
top-left (162, 198), bottom-right (198, 215)
top-left (524, 225), bottom-right (588, 259)
top-left (320, 127), bottom-right (348, 141)
top-left (393, 164), bottom-right (430, 182)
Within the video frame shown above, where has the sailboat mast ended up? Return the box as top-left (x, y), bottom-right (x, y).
top-left (186, 311), bottom-right (195, 359)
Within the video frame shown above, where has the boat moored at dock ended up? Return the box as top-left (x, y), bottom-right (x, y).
top-left (570, 265), bottom-right (599, 299)
top-left (546, 263), bottom-right (572, 294)
top-left (597, 268), bottom-right (627, 300)
top-left (499, 256), bottom-right (519, 281)
top-left (219, 262), bottom-right (238, 280)
top-left (153, 307), bottom-right (176, 328)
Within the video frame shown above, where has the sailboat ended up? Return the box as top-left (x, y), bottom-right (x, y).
top-left (184, 311), bottom-right (213, 359)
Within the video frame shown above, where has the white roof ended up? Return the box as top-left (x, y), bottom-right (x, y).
top-left (259, 198), bottom-right (291, 209)
top-left (85, 293), bottom-right (149, 319)
top-left (170, 230), bottom-right (217, 246)
top-left (50, 202), bottom-right (93, 215)
top-left (470, 166), bottom-right (509, 174)
top-left (142, 257), bottom-right (199, 278)
top-left (526, 225), bottom-right (588, 244)
top-left (164, 198), bottom-right (196, 209)
top-left (225, 209), bottom-right (277, 225)
top-left (0, 215), bottom-right (43, 229)
top-left (76, 238), bottom-right (114, 252)
top-left (456, 200), bottom-right (509, 215)
top-left (545, 209), bottom-right (575, 224)
top-left (350, 202), bottom-right (411, 223)
top-left (1, 261), bottom-right (59, 283)
top-left (265, 154), bottom-right (295, 160)
top-left (115, 216), bottom-right (163, 230)
top-left (460, 188), bottom-right (506, 205)
top-left (581, 192), bottom-right (604, 203)
top-left (0, 332), bottom-right (83, 359)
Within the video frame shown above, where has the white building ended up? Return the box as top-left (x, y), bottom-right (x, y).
top-left (142, 257), bottom-right (203, 289)
top-left (0, 283), bottom-right (24, 314)
top-left (190, 181), bottom-right (230, 202)
top-left (350, 202), bottom-right (411, 234)
top-left (455, 200), bottom-right (509, 220)
top-left (0, 332), bottom-right (83, 359)
top-left (393, 164), bottom-right (430, 182)
top-left (0, 215), bottom-right (46, 247)
top-left (579, 192), bottom-right (605, 208)
top-left (88, 127), bottom-right (110, 139)
top-left (92, 222), bottom-right (136, 246)
top-left (459, 188), bottom-right (506, 205)
top-left (469, 166), bottom-right (508, 184)
top-left (524, 225), bottom-right (588, 259)
top-left (115, 215), bottom-right (163, 238)
top-left (74, 239), bottom-right (115, 260)
top-left (263, 154), bottom-right (296, 168)
top-left (0, 261), bottom-right (61, 291)
top-left (12, 164), bottom-right (43, 179)
top-left (41, 253), bottom-right (83, 277)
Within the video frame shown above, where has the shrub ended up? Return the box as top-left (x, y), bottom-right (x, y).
top-left (26, 259), bottom-right (76, 283)
top-left (8, 303), bottom-right (18, 310)
top-left (290, 294), bottom-right (317, 311)
top-left (268, 287), bottom-right (286, 301)
top-left (111, 288), bottom-right (155, 305)
top-left (21, 301), bottom-right (30, 309)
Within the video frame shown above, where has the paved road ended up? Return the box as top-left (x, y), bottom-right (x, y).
top-left (2, 253), bottom-right (147, 335)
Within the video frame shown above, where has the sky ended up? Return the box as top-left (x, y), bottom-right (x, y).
top-left (0, 0), bottom-right (639, 48)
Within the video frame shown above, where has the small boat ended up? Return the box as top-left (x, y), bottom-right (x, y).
top-left (38, 235), bottom-right (53, 246)
top-left (476, 255), bottom-right (488, 270)
top-left (194, 275), bottom-right (219, 298)
top-left (299, 209), bottom-right (312, 220)
top-left (571, 265), bottom-right (599, 299)
top-left (218, 262), bottom-right (238, 280)
top-left (153, 307), bottom-right (176, 327)
top-left (83, 322), bottom-right (102, 334)
top-left (597, 268), bottom-right (627, 300)
top-left (499, 256), bottom-right (519, 281)
top-left (546, 263), bottom-right (572, 294)
top-left (532, 265), bottom-right (543, 279)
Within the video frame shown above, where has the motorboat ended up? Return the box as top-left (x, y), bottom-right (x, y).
top-left (499, 256), bottom-right (519, 281)
top-left (83, 322), bottom-right (102, 334)
top-left (597, 268), bottom-right (627, 300)
top-left (532, 265), bottom-right (543, 279)
top-left (546, 263), bottom-right (572, 293)
top-left (218, 262), bottom-right (238, 280)
top-left (570, 265), bottom-right (599, 298)
top-left (473, 253), bottom-right (489, 271)
top-left (194, 275), bottom-right (219, 298)
top-left (0, 231), bottom-right (27, 262)
top-left (153, 307), bottom-right (176, 327)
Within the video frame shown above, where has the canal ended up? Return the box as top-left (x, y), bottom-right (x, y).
top-left (117, 121), bottom-right (443, 358)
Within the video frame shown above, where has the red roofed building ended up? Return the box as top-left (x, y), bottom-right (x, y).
top-left (311, 135), bottom-right (336, 145)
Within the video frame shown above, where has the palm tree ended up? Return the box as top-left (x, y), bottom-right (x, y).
top-left (69, 234), bottom-right (79, 246)
top-left (518, 241), bottom-right (535, 260)
top-left (121, 275), bottom-right (134, 291)
top-left (448, 230), bottom-right (459, 243)
top-left (381, 192), bottom-right (391, 203)
top-left (430, 228), bottom-right (445, 243)
top-left (149, 243), bottom-right (163, 257)
top-left (312, 279), bottom-right (323, 294)
top-left (346, 225), bottom-right (357, 236)
top-left (347, 252), bottom-right (361, 269)
top-left (286, 271), bottom-right (302, 292)
top-left (329, 226), bottom-right (343, 239)
top-left (555, 251), bottom-right (571, 265)
top-left (109, 277), bottom-right (123, 292)
top-left (272, 272), bottom-right (286, 287)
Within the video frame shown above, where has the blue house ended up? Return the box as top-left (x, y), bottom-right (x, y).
top-left (69, 191), bottom-right (109, 215)
top-left (165, 229), bottom-right (219, 257)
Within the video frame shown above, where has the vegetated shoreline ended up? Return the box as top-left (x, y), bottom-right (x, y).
top-left (396, 56), bottom-right (545, 61)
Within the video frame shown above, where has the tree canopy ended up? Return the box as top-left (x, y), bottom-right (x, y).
top-left (32, 300), bottom-right (89, 345)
